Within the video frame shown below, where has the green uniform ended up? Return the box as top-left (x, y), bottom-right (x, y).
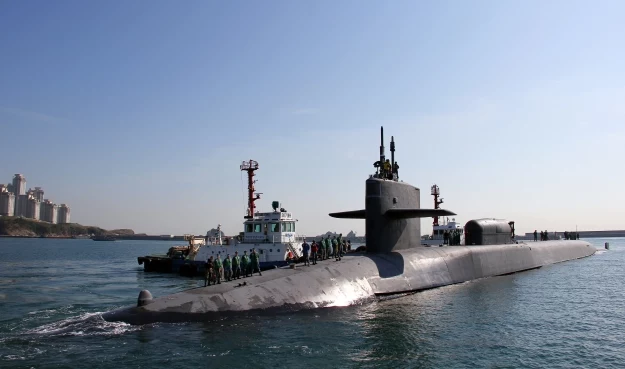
top-left (324, 238), bottom-right (331, 259)
top-left (337, 235), bottom-right (343, 256)
top-left (213, 256), bottom-right (222, 284)
top-left (332, 238), bottom-right (339, 260)
top-left (232, 255), bottom-right (241, 279)
top-left (223, 257), bottom-right (232, 281)
top-left (241, 255), bottom-right (250, 277)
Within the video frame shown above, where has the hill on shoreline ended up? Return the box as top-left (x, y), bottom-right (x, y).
top-left (0, 217), bottom-right (134, 238)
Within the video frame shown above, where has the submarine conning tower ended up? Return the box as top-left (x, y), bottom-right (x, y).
top-left (329, 126), bottom-right (455, 253)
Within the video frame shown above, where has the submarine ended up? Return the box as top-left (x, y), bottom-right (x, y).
top-left (103, 127), bottom-right (596, 325)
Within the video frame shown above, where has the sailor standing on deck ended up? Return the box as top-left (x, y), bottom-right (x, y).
top-left (302, 240), bottom-right (310, 266)
top-left (232, 251), bottom-right (241, 279)
top-left (324, 237), bottom-right (331, 260)
top-left (241, 251), bottom-right (250, 277)
top-left (311, 241), bottom-right (318, 265)
top-left (332, 236), bottom-right (340, 261)
top-left (223, 254), bottom-right (232, 282)
top-left (337, 233), bottom-right (343, 258)
top-left (250, 248), bottom-right (262, 276)
top-left (213, 254), bottom-right (223, 284)
top-left (534, 230), bottom-right (538, 242)
top-left (319, 237), bottom-right (326, 260)
top-left (205, 256), bottom-right (214, 286)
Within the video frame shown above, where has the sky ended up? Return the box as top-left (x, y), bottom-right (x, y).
top-left (1, 0), bottom-right (624, 237)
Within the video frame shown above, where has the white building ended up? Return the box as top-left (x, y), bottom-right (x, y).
top-left (57, 204), bottom-right (70, 224)
top-left (0, 188), bottom-right (15, 216)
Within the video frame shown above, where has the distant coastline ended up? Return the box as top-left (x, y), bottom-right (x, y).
top-left (0, 216), bottom-right (133, 239)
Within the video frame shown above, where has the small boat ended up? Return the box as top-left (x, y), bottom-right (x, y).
top-left (139, 160), bottom-right (306, 276)
top-left (421, 185), bottom-right (464, 246)
top-left (92, 235), bottom-right (116, 241)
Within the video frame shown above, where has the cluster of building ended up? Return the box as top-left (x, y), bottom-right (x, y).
top-left (0, 174), bottom-right (70, 224)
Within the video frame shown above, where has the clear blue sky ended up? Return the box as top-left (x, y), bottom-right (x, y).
top-left (1, 0), bottom-right (624, 236)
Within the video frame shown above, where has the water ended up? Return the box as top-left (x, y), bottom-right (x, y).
top-left (1, 238), bottom-right (623, 368)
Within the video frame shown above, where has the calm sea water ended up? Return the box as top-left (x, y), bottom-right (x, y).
top-left (0, 237), bottom-right (623, 368)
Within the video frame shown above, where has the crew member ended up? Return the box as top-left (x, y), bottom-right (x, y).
top-left (383, 159), bottom-right (391, 179)
top-left (302, 240), bottom-right (310, 266)
top-left (392, 161), bottom-right (399, 180)
top-left (311, 241), bottom-right (318, 265)
top-left (250, 248), bottom-right (262, 276)
top-left (325, 236), bottom-right (331, 259)
top-left (241, 251), bottom-right (250, 277)
top-left (337, 233), bottom-right (343, 257)
top-left (213, 254), bottom-right (222, 284)
top-left (223, 254), bottom-right (232, 282)
top-left (232, 251), bottom-right (241, 279)
top-left (332, 236), bottom-right (340, 261)
top-left (205, 256), bottom-right (214, 286)
top-left (534, 230), bottom-right (538, 242)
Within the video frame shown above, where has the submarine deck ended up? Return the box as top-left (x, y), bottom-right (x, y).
top-left (104, 241), bottom-right (596, 325)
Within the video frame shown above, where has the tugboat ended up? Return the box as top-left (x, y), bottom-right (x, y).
top-left (421, 185), bottom-right (464, 246)
top-left (139, 160), bottom-right (306, 276)
top-left (179, 160), bottom-right (306, 275)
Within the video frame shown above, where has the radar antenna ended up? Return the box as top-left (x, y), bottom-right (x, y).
top-left (431, 184), bottom-right (444, 226)
top-left (240, 160), bottom-right (262, 219)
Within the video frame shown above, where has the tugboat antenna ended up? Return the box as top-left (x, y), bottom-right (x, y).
top-left (240, 160), bottom-right (260, 219)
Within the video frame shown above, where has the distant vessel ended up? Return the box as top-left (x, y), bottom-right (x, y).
top-left (92, 235), bottom-right (116, 241)
top-left (421, 185), bottom-right (464, 246)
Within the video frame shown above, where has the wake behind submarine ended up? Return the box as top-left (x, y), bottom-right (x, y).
top-left (103, 127), bottom-right (596, 325)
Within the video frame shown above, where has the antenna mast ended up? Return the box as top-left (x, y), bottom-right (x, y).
top-left (431, 184), bottom-right (444, 226)
top-left (240, 160), bottom-right (261, 219)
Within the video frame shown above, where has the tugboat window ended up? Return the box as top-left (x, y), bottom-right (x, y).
top-left (245, 224), bottom-right (253, 232)
top-left (281, 222), bottom-right (286, 232)
top-left (277, 249), bottom-right (280, 252)
top-left (270, 249), bottom-right (273, 252)
top-left (270, 223), bottom-right (279, 232)
top-left (260, 250), bottom-right (264, 254)
top-left (254, 223), bottom-right (262, 232)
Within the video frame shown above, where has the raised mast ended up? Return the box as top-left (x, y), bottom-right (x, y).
top-left (240, 160), bottom-right (261, 219)
top-left (431, 184), bottom-right (444, 226)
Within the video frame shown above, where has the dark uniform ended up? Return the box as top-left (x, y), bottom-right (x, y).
top-left (250, 249), bottom-right (262, 276)
top-left (205, 256), bottom-right (215, 286)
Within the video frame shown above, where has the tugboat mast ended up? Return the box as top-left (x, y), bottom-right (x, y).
top-left (431, 184), bottom-right (444, 226)
top-left (240, 160), bottom-right (261, 219)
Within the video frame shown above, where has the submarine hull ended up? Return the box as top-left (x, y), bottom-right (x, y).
top-left (103, 240), bottom-right (595, 325)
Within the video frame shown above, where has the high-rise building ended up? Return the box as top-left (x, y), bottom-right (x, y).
top-left (15, 194), bottom-right (29, 217)
top-left (0, 188), bottom-right (15, 216)
top-left (33, 187), bottom-right (45, 202)
top-left (40, 199), bottom-right (59, 223)
top-left (57, 204), bottom-right (71, 224)
top-left (26, 196), bottom-right (41, 220)
top-left (12, 174), bottom-right (26, 196)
